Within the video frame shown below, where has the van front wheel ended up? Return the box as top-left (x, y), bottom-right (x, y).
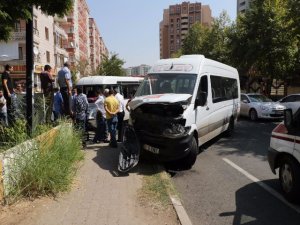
top-left (179, 137), bottom-right (198, 169)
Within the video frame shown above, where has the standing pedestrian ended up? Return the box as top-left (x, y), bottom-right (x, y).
top-left (72, 86), bottom-right (89, 147)
top-left (104, 89), bottom-right (119, 148)
top-left (1, 64), bottom-right (16, 126)
top-left (0, 90), bottom-right (7, 126)
top-left (57, 62), bottom-right (73, 117)
top-left (114, 87), bottom-right (125, 142)
top-left (93, 89), bottom-right (109, 143)
top-left (52, 88), bottom-right (64, 122)
top-left (40, 64), bottom-right (54, 122)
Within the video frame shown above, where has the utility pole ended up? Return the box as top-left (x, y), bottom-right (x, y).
top-left (26, 6), bottom-right (34, 136)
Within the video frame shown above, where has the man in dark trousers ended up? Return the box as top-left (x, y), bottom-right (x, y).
top-left (72, 86), bottom-right (89, 147)
top-left (40, 64), bottom-right (54, 122)
top-left (57, 62), bottom-right (73, 117)
top-left (1, 64), bottom-right (16, 126)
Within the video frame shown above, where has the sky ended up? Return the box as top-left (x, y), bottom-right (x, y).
top-left (86, 0), bottom-right (237, 68)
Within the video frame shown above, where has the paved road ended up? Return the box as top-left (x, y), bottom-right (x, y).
top-left (171, 118), bottom-right (300, 225)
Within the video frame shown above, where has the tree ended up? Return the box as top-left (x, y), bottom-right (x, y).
top-left (229, 0), bottom-right (298, 80)
top-left (181, 11), bottom-right (232, 64)
top-left (97, 53), bottom-right (126, 76)
top-left (0, 0), bottom-right (73, 41)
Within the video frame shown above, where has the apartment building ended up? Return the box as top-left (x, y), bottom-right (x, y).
top-left (89, 18), bottom-right (102, 74)
top-left (159, 1), bottom-right (213, 59)
top-left (237, 0), bottom-right (252, 14)
top-left (125, 64), bottom-right (151, 77)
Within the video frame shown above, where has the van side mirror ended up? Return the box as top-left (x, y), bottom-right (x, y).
top-left (242, 100), bottom-right (248, 104)
top-left (195, 92), bottom-right (207, 107)
top-left (284, 109), bottom-right (295, 133)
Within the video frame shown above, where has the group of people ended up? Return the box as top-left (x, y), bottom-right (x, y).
top-left (1, 62), bottom-right (125, 148)
top-left (92, 87), bottom-right (125, 148)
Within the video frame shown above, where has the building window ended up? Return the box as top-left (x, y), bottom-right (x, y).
top-left (54, 54), bottom-right (57, 66)
top-left (18, 47), bottom-right (23, 60)
top-left (34, 19), bottom-right (37, 29)
top-left (45, 27), bottom-right (49, 40)
top-left (15, 21), bottom-right (21, 31)
top-left (46, 51), bottom-right (50, 63)
top-left (189, 16), bottom-right (193, 23)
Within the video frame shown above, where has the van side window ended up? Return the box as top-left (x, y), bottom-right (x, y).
top-left (211, 75), bottom-right (238, 103)
top-left (197, 75), bottom-right (208, 98)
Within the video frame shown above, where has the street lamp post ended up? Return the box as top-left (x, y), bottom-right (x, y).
top-left (26, 6), bottom-right (34, 136)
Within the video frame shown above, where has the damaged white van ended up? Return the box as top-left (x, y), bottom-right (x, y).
top-left (118, 55), bottom-right (240, 172)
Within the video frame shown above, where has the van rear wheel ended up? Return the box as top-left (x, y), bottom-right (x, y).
top-left (279, 156), bottom-right (300, 202)
top-left (224, 117), bottom-right (235, 137)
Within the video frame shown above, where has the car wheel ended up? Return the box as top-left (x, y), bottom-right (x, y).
top-left (279, 156), bottom-right (300, 202)
top-left (249, 109), bottom-right (258, 121)
top-left (224, 117), bottom-right (235, 137)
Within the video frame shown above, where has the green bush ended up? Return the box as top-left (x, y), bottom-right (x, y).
top-left (7, 123), bottom-right (84, 202)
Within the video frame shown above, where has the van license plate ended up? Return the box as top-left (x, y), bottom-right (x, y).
top-left (144, 144), bottom-right (159, 154)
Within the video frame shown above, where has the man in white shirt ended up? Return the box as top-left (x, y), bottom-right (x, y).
top-left (114, 87), bottom-right (125, 142)
top-left (93, 89), bottom-right (109, 143)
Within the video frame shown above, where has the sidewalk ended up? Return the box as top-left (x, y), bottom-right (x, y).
top-left (1, 142), bottom-right (179, 225)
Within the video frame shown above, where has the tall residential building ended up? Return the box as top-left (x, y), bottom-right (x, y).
top-left (125, 64), bottom-right (151, 77)
top-left (159, 2), bottom-right (213, 59)
top-left (237, 0), bottom-right (252, 14)
top-left (89, 18), bottom-right (101, 73)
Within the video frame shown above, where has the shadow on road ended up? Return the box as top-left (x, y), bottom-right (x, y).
top-left (90, 144), bottom-right (164, 177)
top-left (198, 118), bottom-right (280, 159)
top-left (219, 179), bottom-right (300, 225)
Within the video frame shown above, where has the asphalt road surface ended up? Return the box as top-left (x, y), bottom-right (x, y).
top-left (171, 118), bottom-right (300, 225)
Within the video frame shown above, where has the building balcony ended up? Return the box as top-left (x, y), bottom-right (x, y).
top-left (181, 18), bottom-right (188, 24)
top-left (11, 29), bottom-right (26, 41)
top-left (181, 24), bottom-right (188, 29)
top-left (181, 29), bottom-right (188, 34)
top-left (54, 15), bottom-right (67, 23)
top-left (54, 24), bottom-right (68, 39)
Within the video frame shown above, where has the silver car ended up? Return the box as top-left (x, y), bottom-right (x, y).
top-left (278, 94), bottom-right (300, 114)
top-left (240, 93), bottom-right (286, 121)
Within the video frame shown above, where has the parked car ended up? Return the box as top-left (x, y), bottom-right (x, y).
top-left (240, 93), bottom-right (285, 121)
top-left (268, 108), bottom-right (300, 202)
top-left (278, 94), bottom-right (300, 114)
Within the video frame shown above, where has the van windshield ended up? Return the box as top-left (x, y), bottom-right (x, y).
top-left (135, 74), bottom-right (197, 97)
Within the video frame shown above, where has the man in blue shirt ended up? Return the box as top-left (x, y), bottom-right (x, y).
top-left (57, 62), bottom-right (73, 117)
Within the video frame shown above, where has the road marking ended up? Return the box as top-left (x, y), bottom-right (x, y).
top-left (223, 158), bottom-right (300, 214)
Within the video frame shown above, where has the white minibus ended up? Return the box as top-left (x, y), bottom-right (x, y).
top-left (76, 75), bottom-right (143, 122)
top-left (119, 55), bottom-right (240, 171)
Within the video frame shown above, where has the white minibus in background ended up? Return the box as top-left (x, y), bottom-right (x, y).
top-left (119, 55), bottom-right (241, 172)
top-left (76, 76), bottom-right (143, 125)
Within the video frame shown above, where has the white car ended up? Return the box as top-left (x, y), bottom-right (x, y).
top-left (240, 93), bottom-right (286, 121)
top-left (268, 108), bottom-right (300, 202)
top-left (278, 94), bottom-right (300, 114)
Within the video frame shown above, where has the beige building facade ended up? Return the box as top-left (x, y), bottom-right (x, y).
top-left (0, 0), bottom-right (108, 88)
top-left (159, 1), bottom-right (213, 59)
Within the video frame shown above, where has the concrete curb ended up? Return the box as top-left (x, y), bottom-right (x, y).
top-left (170, 195), bottom-right (193, 225)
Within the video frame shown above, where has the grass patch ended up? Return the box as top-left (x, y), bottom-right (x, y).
top-left (6, 123), bottom-right (84, 203)
top-left (139, 170), bottom-right (179, 209)
top-left (0, 120), bottom-right (53, 153)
